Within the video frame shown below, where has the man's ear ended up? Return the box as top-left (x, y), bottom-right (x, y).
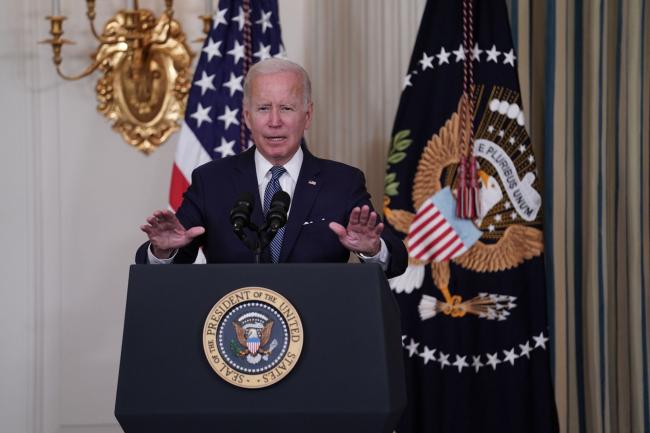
top-left (304, 101), bottom-right (314, 130)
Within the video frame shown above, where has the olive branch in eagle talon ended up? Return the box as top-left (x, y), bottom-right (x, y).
top-left (384, 129), bottom-right (413, 197)
top-left (384, 97), bottom-right (543, 320)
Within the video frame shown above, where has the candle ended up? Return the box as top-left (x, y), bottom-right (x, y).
top-left (52, 0), bottom-right (61, 15)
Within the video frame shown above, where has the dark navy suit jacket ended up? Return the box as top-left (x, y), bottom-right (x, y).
top-left (136, 147), bottom-right (407, 279)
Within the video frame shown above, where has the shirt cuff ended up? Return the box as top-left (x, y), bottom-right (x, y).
top-left (147, 244), bottom-right (177, 264)
top-left (356, 238), bottom-right (390, 271)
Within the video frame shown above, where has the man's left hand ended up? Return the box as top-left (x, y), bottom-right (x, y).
top-left (329, 205), bottom-right (383, 256)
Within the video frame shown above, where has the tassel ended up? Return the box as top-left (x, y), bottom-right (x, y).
top-left (456, 157), bottom-right (467, 217)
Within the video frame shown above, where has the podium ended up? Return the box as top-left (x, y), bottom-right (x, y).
top-left (115, 263), bottom-right (406, 433)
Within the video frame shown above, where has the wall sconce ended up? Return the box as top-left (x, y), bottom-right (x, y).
top-left (40, 0), bottom-right (212, 154)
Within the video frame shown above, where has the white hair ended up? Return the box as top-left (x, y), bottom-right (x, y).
top-left (243, 58), bottom-right (312, 109)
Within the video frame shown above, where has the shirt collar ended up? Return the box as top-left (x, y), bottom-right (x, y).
top-left (255, 147), bottom-right (303, 186)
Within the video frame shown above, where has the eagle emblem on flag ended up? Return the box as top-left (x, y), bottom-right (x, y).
top-left (385, 93), bottom-right (544, 321)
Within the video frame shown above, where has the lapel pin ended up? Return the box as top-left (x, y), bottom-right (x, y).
top-left (308, 180), bottom-right (317, 186)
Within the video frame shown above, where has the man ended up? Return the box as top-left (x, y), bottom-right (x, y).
top-left (137, 58), bottom-right (407, 278)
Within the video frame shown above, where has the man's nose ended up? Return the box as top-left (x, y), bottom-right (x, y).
top-left (268, 107), bottom-right (282, 127)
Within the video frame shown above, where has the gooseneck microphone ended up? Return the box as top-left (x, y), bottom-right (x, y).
top-left (266, 191), bottom-right (291, 232)
top-left (229, 190), bottom-right (291, 263)
top-left (229, 192), bottom-right (254, 232)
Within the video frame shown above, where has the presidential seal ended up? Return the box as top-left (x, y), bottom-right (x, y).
top-left (202, 287), bottom-right (303, 389)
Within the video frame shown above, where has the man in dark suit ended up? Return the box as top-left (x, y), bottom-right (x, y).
top-left (138, 58), bottom-right (407, 278)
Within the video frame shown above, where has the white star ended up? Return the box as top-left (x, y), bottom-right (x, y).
top-left (194, 71), bottom-right (216, 95)
top-left (419, 52), bottom-right (435, 70)
top-left (255, 9), bottom-right (273, 33)
top-left (503, 49), bottom-right (516, 66)
top-left (227, 40), bottom-right (245, 64)
top-left (518, 144), bottom-right (526, 153)
top-left (218, 105), bottom-right (239, 130)
top-left (419, 346), bottom-right (437, 365)
top-left (232, 6), bottom-right (245, 31)
top-left (212, 7), bottom-right (228, 29)
top-left (202, 38), bottom-right (222, 62)
top-left (504, 201), bottom-right (511, 209)
top-left (453, 355), bottom-right (469, 373)
top-left (486, 352), bottom-right (501, 370)
top-left (453, 44), bottom-right (466, 62)
top-left (510, 211), bottom-right (517, 220)
top-left (437, 351), bottom-right (451, 369)
top-left (488, 224), bottom-right (495, 232)
top-left (508, 136), bottom-right (516, 144)
top-left (503, 348), bottom-right (518, 366)
top-left (472, 43), bottom-right (483, 61)
top-left (214, 137), bottom-right (235, 158)
top-left (403, 73), bottom-right (413, 89)
top-left (498, 130), bottom-right (505, 138)
top-left (486, 44), bottom-right (501, 62)
top-left (528, 155), bottom-right (535, 164)
top-left (519, 341), bottom-right (533, 359)
top-left (494, 214), bottom-right (502, 222)
top-left (222, 73), bottom-right (243, 96)
top-left (401, 335), bottom-right (407, 345)
top-left (405, 338), bottom-right (419, 357)
top-left (190, 103), bottom-right (212, 128)
top-left (436, 47), bottom-right (451, 65)
top-left (533, 332), bottom-right (549, 349)
top-left (253, 42), bottom-right (272, 61)
top-left (487, 125), bottom-right (495, 133)
top-left (472, 355), bottom-right (484, 373)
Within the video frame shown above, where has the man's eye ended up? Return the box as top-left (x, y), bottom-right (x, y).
top-left (280, 106), bottom-right (295, 112)
top-left (257, 106), bottom-right (270, 112)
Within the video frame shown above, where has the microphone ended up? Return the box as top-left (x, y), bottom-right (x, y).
top-left (229, 192), bottom-right (254, 232)
top-left (266, 191), bottom-right (290, 232)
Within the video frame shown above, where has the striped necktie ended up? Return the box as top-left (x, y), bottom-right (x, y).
top-left (263, 166), bottom-right (287, 263)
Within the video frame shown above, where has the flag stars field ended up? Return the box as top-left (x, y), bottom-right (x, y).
top-left (402, 333), bottom-right (550, 373)
top-left (401, 43), bottom-right (518, 92)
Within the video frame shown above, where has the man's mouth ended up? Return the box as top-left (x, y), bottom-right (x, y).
top-left (265, 136), bottom-right (287, 143)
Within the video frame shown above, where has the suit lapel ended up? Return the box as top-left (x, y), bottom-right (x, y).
top-left (280, 150), bottom-right (322, 262)
top-left (233, 147), bottom-right (266, 228)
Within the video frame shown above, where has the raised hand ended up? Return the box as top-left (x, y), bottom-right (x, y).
top-left (329, 205), bottom-right (383, 256)
top-left (140, 210), bottom-right (205, 259)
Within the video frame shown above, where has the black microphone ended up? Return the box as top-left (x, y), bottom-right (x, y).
top-left (229, 192), bottom-right (254, 232)
top-left (266, 191), bottom-right (290, 232)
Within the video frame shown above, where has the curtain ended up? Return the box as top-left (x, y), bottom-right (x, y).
top-left (508, 0), bottom-right (650, 432)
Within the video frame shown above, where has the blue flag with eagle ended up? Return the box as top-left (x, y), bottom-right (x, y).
top-left (383, 1), bottom-right (559, 432)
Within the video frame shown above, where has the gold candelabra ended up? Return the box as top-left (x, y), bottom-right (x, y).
top-left (40, 0), bottom-right (213, 154)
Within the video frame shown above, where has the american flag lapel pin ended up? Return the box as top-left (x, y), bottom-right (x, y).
top-left (308, 180), bottom-right (317, 186)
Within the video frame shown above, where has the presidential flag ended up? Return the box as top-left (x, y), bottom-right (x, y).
top-left (169, 0), bottom-right (285, 211)
top-left (383, 1), bottom-right (559, 432)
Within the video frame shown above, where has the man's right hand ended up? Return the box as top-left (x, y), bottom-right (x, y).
top-left (140, 210), bottom-right (205, 259)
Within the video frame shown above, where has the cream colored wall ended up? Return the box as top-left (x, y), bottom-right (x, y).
top-left (0, 1), bottom-right (422, 432)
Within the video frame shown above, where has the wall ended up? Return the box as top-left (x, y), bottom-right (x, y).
top-left (0, 1), bottom-right (421, 432)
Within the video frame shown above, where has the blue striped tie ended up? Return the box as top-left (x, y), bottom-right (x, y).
top-left (263, 166), bottom-right (287, 263)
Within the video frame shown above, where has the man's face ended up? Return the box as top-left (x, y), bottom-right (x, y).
top-left (244, 71), bottom-right (313, 165)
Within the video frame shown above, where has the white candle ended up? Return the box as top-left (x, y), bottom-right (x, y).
top-left (52, 0), bottom-right (61, 15)
top-left (205, 0), bottom-right (213, 15)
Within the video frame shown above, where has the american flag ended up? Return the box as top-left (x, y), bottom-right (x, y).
top-left (169, 0), bottom-right (285, 211)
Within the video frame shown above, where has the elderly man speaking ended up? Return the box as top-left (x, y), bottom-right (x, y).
top-left (137, 58), bottom-right (407, 279)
